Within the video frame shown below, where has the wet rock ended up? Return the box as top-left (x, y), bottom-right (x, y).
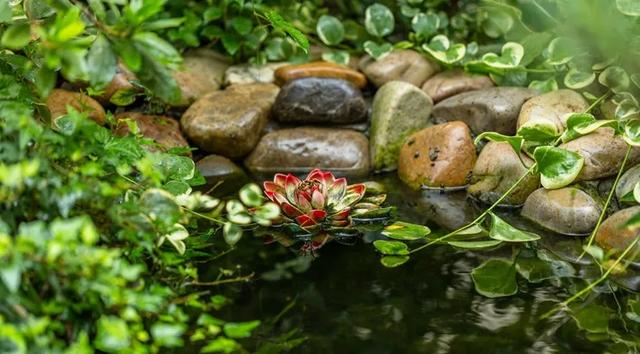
top-left (596, 206), bottom-right (640, 257)
top-left (244, 127), bottom-right (370, 177)
top-left (181, 83), bottom-right (279, 159)
top-left (416, 190), bottom-right (477, 230)
top-left (274, 61), bottom-right (367, 88)
top-left (96, 62), bottom-right (138, 105)
top-left (432, 87), bottom-right (537, 135)
top-left (468, 141), bottom-right (539, 206)
top-left (359, 50), bottom-right (438, 87)
top-left (46, 89), bottom-right (106, 125)
top-left (196, 155), bottom-right (248, 195)
top-left (272, 78), bottom-right (366, 124)
top-left (224, 62), bottom-right (287, 86)
top-left (421, 69), bottom-right (494, 103)
top-left (560, 128), bottom-right (640, 181)
top-left (616, 164), bottom-right (640, 202)
top-left (521, 187), bottom-right (602, 236)
top-left (370, 81), bottom-right (433, 172)
top-left (172, 49), bottom-right (230, 107)
top-left (397, 121), bottom-right (476, 189)
top-left (115, 112), bottom-right (189, 154)
top-left (516, 89), bottom-right (588, 133)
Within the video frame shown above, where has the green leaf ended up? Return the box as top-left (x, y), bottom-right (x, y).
top-left (230, 17), bottom-right (253, 36)
top-left (95, 316), bottom-right (131, 352)
top-left (599, 66), bottom-right (630, 92)
top-left (528, 78), bottom-right (558, 93)
top-left (51, 7), bottom-right (85, 42)
top-left (363, 41), bottom-right (393, 60)
top-left (411, 12), bottom-right (439, 37)
top-left (223, 320), bottom-right (261, 339)
top-left (0, 262), bottom-right (21, 293)
top-left (481, 42), bottom-right (523, 69)
top-left (364, 4), bottom-right (395, 37)
top-left (151, 323), bottom-right (186, 347)
top-left (0, 0), bottom-right (11, 23)
top-left (517, 121), bottom-right (559, 143)
top-left (382, 222), bottom-right (430, 240)
top-left (617, 0), bottom-right (640, 16)
top-left (547, 37), bottom-right (578, 65)
top-left (482, 8), bottom-right (514, 38)
top-left (1, 23), bottom-right (31, 50)
top-left (263, 10), bottom-right (309, 53)
top-left (533, 146), bottom-right (584, 189)
top-left (87, 35), bottom-right (117, 88)
top-left (239, 183), bottom-right (263, 207)
top-left (571, 304), bottom-right (610, 334)
top-left (321, 51), bottom-right (350, 65)
top-left (422, 35), bottom-right (465, 64)
top-left (474, 132), bottom-right (523, 153)
top-left (164, 224), bottom-right (189, 255)
top-left (223, 222), bottom-right (243, 246)
top-left (316, 15), bottom-right (344, 45)
top-left (380, 255), bottom-right (410, 267)
top-left (113, 40), bottom-right (142, 71)
top-left (624, 119), bottom-right (640, 146)
top-left (373, 239), bottom-right (409, 255)
top-left (564, 68), bottom-right (595, 89)
top-left (489, 213), bottom-right (540, 242)
top-left (203, 6), bottom-right (222, 23)
top-left (471, 259), bottom-right (518, 298)
top-left (447, 239), bottom-right (503, 249)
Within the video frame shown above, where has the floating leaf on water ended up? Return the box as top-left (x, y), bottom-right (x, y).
top-left (533, 146), bottom-right (584, 189)
top-left (373, 239), bottom-right (409, 255)
top-left (380, 255), bottom-right (410, 268)
top-left (382, 221), bottom-right (430, 240)
top-left (570, 303), bottom-right (611, 334)
top-left (489, 213), bottom-right (540, 242)
top-left (471, 258), bottom-right (518, 298)
top-left (447, 239), bottom-right (502, 249)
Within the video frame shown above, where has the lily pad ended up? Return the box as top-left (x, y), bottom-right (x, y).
top-left (382, 222), bottom-right (430, 240)
top-left (373, 240), bottom-right (409, 255)
top-left (380, 255), bottom-right (410, 268)
top-left (471, 259), bottom-right (518, 298)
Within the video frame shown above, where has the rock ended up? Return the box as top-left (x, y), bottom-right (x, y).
top-left (274, 61), bottom-right (367, 88)
top-left (96, 62), bottom-right (138, 105)
top-left (196, 155), bottom-right (248, 195)
top-left (224, 62), bottom-right (288, 86)
top-left (468, 141), bottom-right (539, 206)
top-left (431, 87), bottom-right (537, 135)
top-left (114, 112), bottom-right (189, 154)
top-left (46, 89), bottom-right (106, 125)
top-left (415, 190), bottom-right (477, 230)
top-left (244, 127), bottom-right (370, 177)
top-left (521, 187), bottom-right (602, 236)
top-left (272, 78), bottom-right (366, 124)
top-left (560, 128), bottom-right (640, 181)
top-left (421, 69), bottom-right (494, 103)
top-left (516, 89), bottom-right (588, 133)
top-left (369, 81), bottom-right (433, 172)
top-left (616, 164), bottom-right (640, 202)
top-left (596, 206), bottom-right (640, 257)
top-left (397, 121), bottom-right (476, 189)
top-left (172, 49), bottom-right (230, 107)
top-left (181, 83), bottom-right (279, 159)
top-left (359, 50), bottom-right (438, 87)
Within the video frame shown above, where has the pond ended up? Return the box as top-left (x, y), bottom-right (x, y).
top-left (206, 174), bottom-right (618, 353)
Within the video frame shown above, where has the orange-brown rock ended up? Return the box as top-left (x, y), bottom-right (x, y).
top-left (97, 62), bottom-right (138, 105)
top-left (596, 206), bottom-right (640, 258)
top-left (46, 89), bottom-right (106, 125)
top-left (398, 121), bottom-right (476, 189)
top-left (115, 112), bottom-right (190, 155)
top-left (274, 61), bottom-right (367, 88)
top-left (421, 69), bottom-right (494, 103)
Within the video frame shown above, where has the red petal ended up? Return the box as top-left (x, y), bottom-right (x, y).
top-left (331, 208), bottom-right (351, 220)
top-left (274, 173), bottom-right (287, 187)
top-left (295, 192), bottom-right (312, 211)
top-left (327, 177), bottom-right (347, 204)
top-left (296, 214), bottom-right (317, 227)
top-left (281, 202), bottom-right (303, 218)
top-left (263, 181), bottom-right (282, 194)
top-left (347, 183), bottom-right (366, 197)
top-left (310, 209), bottom-right (327, 221)
top-left (311, 189), bottom-right (325, 209)
top-left (306, 169), bottom-right (323, 182)
top-left (285, 174), bottom-right (301, 202)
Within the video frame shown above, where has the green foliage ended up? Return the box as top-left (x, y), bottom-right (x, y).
top-left (471, 259), bottom-right (518, 298)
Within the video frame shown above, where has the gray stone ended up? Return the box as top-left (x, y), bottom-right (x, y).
top-left (421, 69), bottom-right (494, 103)
top-left (516, 89), bottom-right (588, 134)
top-left (180, 83), bottom-right (279, 159)
top-left (616, 164), bottom-right (640, 202)
top-left (468, 141), bottom-right (539, 206)
top-left (596, 206), bottom-right (640, 259)
top-left (521, 187), bottom-right (602, 236)
top-left (432, 87), bottom-right (537, 135)
top-left (370, 81), bottom-right (433, 172)
top-left (359, 50), bottom-right (438, 87)
top-left (244, 127), bottom-right (370, 177)
top-left (196, 155), bottom-right (248, 195)
top-left (172, 49), bottom-right (230, 107)
top-left (272, 78), bottom-right (366, 124)
top-left (224, 62), bottom-right (288, 86)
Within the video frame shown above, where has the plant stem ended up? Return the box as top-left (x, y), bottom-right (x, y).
top-left (580, 144), bottom-right (632, 259)
top-left (183, 207), bottom-right (226, 225)
top-left (182, 272), bottom-right (255, 287)
top-left (585, 91), bottom-right (610, 113)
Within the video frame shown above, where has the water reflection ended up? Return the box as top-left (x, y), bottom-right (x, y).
top-left (471, 297), bottom-right (523, 332)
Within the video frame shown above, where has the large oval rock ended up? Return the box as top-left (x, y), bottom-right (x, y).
top-left (115, 112), bottom-right (189, 154)
top-left (224, 62), bottom-right (287, 86)
top-left (421, 69), bottom-right (494, 103)
top-left (397, 121), bottom-right (476, 189)
top-left (359, 50), bottom-right (438, 87)
top-left (521, 187), bottom-right (602, 236)
top-left (272, 77), bottom-right (366, 124)
top-left (370, 81), bottom-right (433, 172)
top-left (181, 83), bottom-right (279, 159)
top-left (616, 164), bottom-right (640, 202)
top-left (47, 89), bottom-right (106, 125)
top-left (196, 155), bottom-right (248, 195)
top-left (172, 49), bottom-right (230, 107)
top-left (244, 127), bottom-right (370, 177)
top-left (274, 61), bottom-right (367, 88)
top-left (560, 128), bottom-right (640, 181)
top-left (516, 89), bottom-right (588, 133)
top-left (596, 206), bottom-right (640, 257)
top-left (468, 141), bottom-right (539, 206)
top-left (432, 87), bottom-right (537, 135)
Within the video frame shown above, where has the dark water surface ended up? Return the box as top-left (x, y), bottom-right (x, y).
top-left (211, 175), bottom-right (609, 354)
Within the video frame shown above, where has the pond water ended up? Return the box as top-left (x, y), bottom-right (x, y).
top-left (207, 174), bottom-right (619, 353)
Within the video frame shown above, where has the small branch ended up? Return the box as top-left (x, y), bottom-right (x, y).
top-left (182, 272), bottom-right (255, 287)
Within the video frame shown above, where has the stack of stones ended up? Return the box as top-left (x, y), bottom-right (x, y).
top-left (45, 48), bottom-right (640, 256)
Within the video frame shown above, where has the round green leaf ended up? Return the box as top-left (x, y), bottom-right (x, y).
top-left (474, 132), bottom-right (523, 153)
top-left (489, 213), bottom-right (540, 242)
top-left (380, 256), bottom-right (410, 268)
top-left (517, 121), bottom-right (559, 143)
top-left (364, 4), bottom-right (395, 37)
top-left (471, 259), bottom-right (518, 298)
top-left (373, 239), bottom-right (409, 255)
top-left (528, 78), bottom-right (558, 93)
top-left (382, 222), bottom-right (430, 240)
top-left (533, 146), bottom-right (584, 189)
top-left (223, 222), bottom-right (243, 246)
top-left (481, 42), bottom-right (524, 69)
top-left (623, 119), bottom-right (640, 146)
top-left (422, 35), bottom-right (465, 64)
top-left (564, 68), bottom-right (595, 89)
top-left (321, 50), bottom-right (350, 65)
top-left (599, 66), bottom-right (630, 92)
top-left (230, 17), bottom-right (253, 36)
top-left (316, 15), bottom-right (344, 45)
top-left (547, 37), bottom-right (577, 65)
top-left (617, 0), bottom-right (640, 16)
top-left (482, 8), bottom-right (514, 38)
top-left (239, 183), bottom-right (263, 207)
top-left (411, 13), bottom-right (439, 37)
top-left (363, 40), bottom-right (392, 60)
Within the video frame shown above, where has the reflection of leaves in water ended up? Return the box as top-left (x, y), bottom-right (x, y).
top-left (262, 256), bottom-right (313, 281)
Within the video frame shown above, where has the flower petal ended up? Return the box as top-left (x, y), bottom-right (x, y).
top-left (281, 202), bottom-right (303, 218)
top-left (347, 183), bottom-right (366, 198)
top-left (309, 209), bottom-right (327, 221)
top-left (285, 174), bottom-right (301, 202)
top-left (274, 173), bottom-right (288, 187)
top-left (327, 177), bottom-right (347, 205)
top-left (330, 208), bottom-right (350, 220)
top-left (295, 191), bottom-right (312, 212)
top-left (295, 214), bottom-right (317, 227)
top-left (306, 169), bottom-right (324, 182)
top-left (311, 189), bottom-right (325, 209)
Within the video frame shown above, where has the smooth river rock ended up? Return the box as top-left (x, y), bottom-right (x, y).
top-left (521, 187), bottom-right (602, 236)
top-left (560, 127), bottom-right (640, 181)
top-left (172, 49), bottom-right (230, 107)
top-left (397, 121), bottom-right (476, 189)
top-left (516, 89), bottom-right (588, 133)
top-left (272, 77), bottom-right (366, 124)
top-left (359, 50), bottom-right (438, 87)
top-left (616, 164), bottom-right (640, 203)
top-left (432, 87), bottom-right (537, 135)
top-left (115, 112), bottom-right (189, 154)
top-left (47, 89), bottom-right (106, 125)
top-left (596, 206), bottom-right (640, 257)
top-left (274, 61), bottom-right (367, 88)
top-left (196, 155), bottom-right (248, 195)
top-left (468, 141), bottom-right (539, 206)
top-left (421, 69), bottom-right (494, 103)
top-left (223, 62), bottom-right (287, 86)
top-left (370, 81), bottom-right (433, 172)
top-left (244, 127), bottom-right (370, 177)
top-left (181, 83), bottom-right (279, 159)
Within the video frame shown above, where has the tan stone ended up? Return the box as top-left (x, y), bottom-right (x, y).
top-left (596, 206), bottom-right (640, 257)
top-left (172, 49), bottom-right (230, 107)
top-left (274, 61), bottom-right (367, 88)
top-left (516, 89), bottom-right (588, 133)
top-left (97, 62), bottom-right (138, 104)
top-left (421, 69), bottom-right (494, 103)
top-left (359, 50), bottom-right (438, 87)
top-left (46, 89), bottom-right (106, 125)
